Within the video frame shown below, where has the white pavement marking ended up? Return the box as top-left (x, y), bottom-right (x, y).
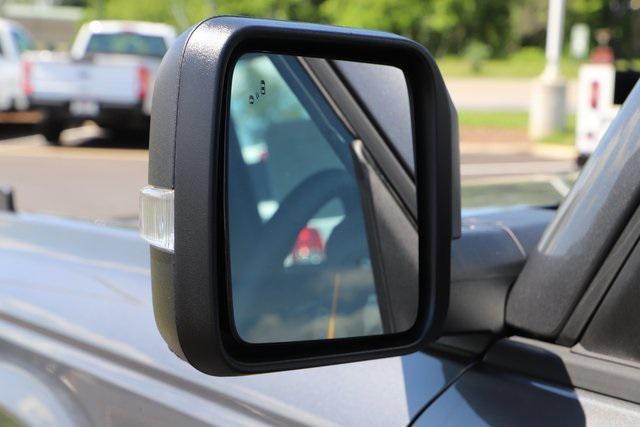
top-left (549, 176), bottom-right (572, 197)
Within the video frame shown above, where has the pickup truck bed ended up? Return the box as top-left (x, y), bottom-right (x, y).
top-left (23, 20), bottom-right (175, 144)
top-left (28, 53), bottom-right (147, 108)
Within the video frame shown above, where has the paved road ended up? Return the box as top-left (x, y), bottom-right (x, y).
top-left (0, 124), bottom-right (147, 225)
top-left (445, 78), bottom-right (578, 113)
top-left (461, 150), bottom-right (576, 178)
top-left (0, 124), bottom-right (577, 224)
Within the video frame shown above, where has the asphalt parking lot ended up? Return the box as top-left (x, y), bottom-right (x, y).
top-left (0, 123), bottom-right (147, 226)
top-left (0, 122), bottom-right (578, 226)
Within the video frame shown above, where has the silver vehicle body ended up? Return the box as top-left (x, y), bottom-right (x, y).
top-left (0, 19), bottom-right (32, 111)
top-left (1, 208), bottom-right (639, 425)
top-left (0, 212), bottom-right (464, 426)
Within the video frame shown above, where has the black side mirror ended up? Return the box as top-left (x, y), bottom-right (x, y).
top-left (141, 16), bottom-right (455, 375)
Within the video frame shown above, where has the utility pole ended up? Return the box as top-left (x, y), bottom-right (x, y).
top-left (529, 0), bottom-right (567, 139)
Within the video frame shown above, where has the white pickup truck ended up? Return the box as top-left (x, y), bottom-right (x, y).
top-left (0, 19), bottom-right (35, 112)
top-left (575, 63), bottom-right (639, 165)
top-left (23, 20), bottom-right (175, 144)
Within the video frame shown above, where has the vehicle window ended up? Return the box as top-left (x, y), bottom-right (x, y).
top-left (10, 29), bottom-right (33, 53)
top-left (334, 60), bottom-right (414, 173)
top-left (85, 33), bottom-right (167, 58)
top-left (227, 53), bottom-right (386, 343)
top-left (335, 60), bottom-right (579, 213)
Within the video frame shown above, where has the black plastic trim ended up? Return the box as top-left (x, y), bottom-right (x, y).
top-left (558, 202), bottom-right (640, 345)
top-left (506, 82), bottom-right (640, 339)
top-left (302, 57), bottom-right (418, 224)
top-left (485, 336), bottom-right (640, 405)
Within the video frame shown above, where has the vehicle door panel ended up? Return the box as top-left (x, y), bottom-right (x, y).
top-left (414, 364), bottom-right (640, 426)
top-left (0, 213), bottom-right (471, 426)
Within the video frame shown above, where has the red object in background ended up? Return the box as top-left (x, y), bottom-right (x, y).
top-left (590, 46), bottom-right (614, 64)
top-left (590, 80), bottom-right (600, 109)
top-left (292, 226), bottom-right (325, 264)
top-left (138, 66), bottom-right (150, 101)
top-left (22, 61), bottom-right (32, 96)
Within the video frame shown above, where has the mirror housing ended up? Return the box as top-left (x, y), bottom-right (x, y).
top-left (146, 16), bottom-right (454, 375)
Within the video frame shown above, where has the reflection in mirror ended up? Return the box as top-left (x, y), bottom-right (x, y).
top-left (227, 52), bottom-right (415, 343)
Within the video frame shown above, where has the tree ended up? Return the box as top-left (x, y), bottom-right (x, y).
top-left (85, 0), bottom-right (213, 30)
top-left (84, 0), bottom-right (639, 59)
top-left (321, 0), bottom-right (513, 57)
top-left (216, 0), bottom-right (324, 22)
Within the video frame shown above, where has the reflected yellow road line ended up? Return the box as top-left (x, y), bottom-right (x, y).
top-left (326, 273), bottom-right (341, 339)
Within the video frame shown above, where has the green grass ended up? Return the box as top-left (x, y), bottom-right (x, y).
top-left (462, 181), bottom-right (565, 209)
top-left (458, 111), bottom-right (576, 145)
top-left (438, 47), bottom-right (584, 79)
top-left (539, 114), bottom-right (576, 145)
top-left (539, 129), bottom-right (575, 145)
top-left (0, 411), bottom-right (21, 427)
top-left (458, 111), bottom-right (528, 129)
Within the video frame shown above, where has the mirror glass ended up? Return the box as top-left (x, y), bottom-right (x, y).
top-left (226, 52), bottom-right (416, 343)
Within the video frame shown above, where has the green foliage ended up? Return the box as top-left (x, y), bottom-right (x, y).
top-left (84, 0), bottom-right (515, 57)
top-left (568, 0), bottom-right (607, 22)
top-left (464, 41), bottom-right (490, 73)
top-left (85, 0), bottom-right (213, 30)
top-left (61, 0), bottom-right (90, 6)
top-left (540, 113), bottom-right (577, 145)
top-left (0, 408), bottom-right (20, 427)
top-left (458, 111), bottom-right (529, 129)
top-left (510, 1), bottom-right (547, 47)
top-left (438, 48), bottom-right (584, 79)
top-left (457, 111), bottom-right (577, 146)
top-left (320, 0), bottom-right (513, 57)
top-left (217, 0), bottom-right (324, 22)
top-left (83, 0), bottom-right (635, 59)
top-left (320, 0), bottom-right (427, 39)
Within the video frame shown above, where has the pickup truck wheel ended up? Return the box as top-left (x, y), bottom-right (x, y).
top-left (41, 121), bottom-right (64, 145)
